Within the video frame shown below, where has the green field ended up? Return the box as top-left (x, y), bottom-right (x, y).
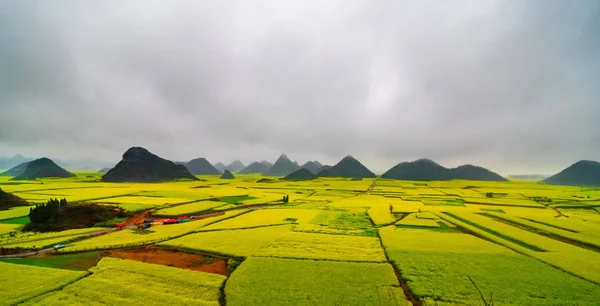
top-left (1, 173), bottom-right (600, 304)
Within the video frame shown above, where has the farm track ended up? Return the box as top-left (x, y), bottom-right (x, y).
top-left (375, 231), bottom-right (421, 306)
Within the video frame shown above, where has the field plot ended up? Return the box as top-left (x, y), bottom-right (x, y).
top-left (154, 201), bottom-right (227, 216)
top-left (379, 226), bottom-right (600, 305)
top-left (396, 212), bottom-right (448, 228)
top-left (160, 225), bottom-right (293, 257)
top-left (1, 227), bottom-right (106, 249)
top-left (483, 211), bottom-right (600, 249)
top-left (0, 252), bottom-right (101, 270)
top-left (0, 206), bottom-right (31, 220)
top-left (440, 211), bottom-right (600, 283)
top-left (256, 231), bottom-right (386, 262)
top-left (96, 195), bottom-right (192, 206)
top-left (225, 257), bottom-right (408, 306)
top-left (0, 261), bottom-right (88, 306)
top-left (62, 210), bottom-right (245, 252)
top-left (200, 209), bottom-right (319, 230)
top-left (0, 223), bottom-right (21, 235)
top-left (24, 258), bottom-right (225, 306)
top-left (390, 200), bottom-right (425, 213)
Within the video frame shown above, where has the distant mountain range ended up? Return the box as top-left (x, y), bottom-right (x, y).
top-left (263, 154), bottom-right (300, 176)
top-left (238, 161), bottom-right (271, 174)
top-left (301, 161), bottom-right (323, 174)
top-left (182, 158), bottom-right (221, 175)
top-left (0, 154), bottom-right (111, 170)
top-left (381, 159), bottom-right (506, 181)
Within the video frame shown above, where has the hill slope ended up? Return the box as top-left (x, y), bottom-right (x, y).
top-left (444, 165), bottom-right (507, 181)
top-left (317, 156), bottom-right (376, 178)
top-left (382, 159), bottom-right (506, 181)
top-left (220, 170), bottom-right (235, 179)
top-left (11, 158), bottom-right (74, 180)
top-left (226, 160), bottom-right (246, 172)
top-left (0, 188), bottom-right (29, 210)
top-left (184, 158), bottom-right (222, 175)
top-left (0, 154), bottom-right (33, 171)
top-left (301, 161), bottom-right (323, 174)
top-left (263, 154), bottom-right (300, 176)
top-left (102, 147), bottom-right (198, 182)
top-left (544, 160), bottom-right (600, 186)
top-left (1, 161), bottom-right (30, 177)
top-left (282, 168), bottom-right (317, 181)
top-left (238, 162), bottom-right (271, 174)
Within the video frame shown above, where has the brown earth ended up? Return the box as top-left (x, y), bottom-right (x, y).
top-left (101, 246), bottom-right (229, 276)
top-left (0, 188), bottom-right (29, 210)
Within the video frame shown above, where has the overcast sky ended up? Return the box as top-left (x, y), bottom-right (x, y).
top-left (0, 1), bottom-right (598, 174)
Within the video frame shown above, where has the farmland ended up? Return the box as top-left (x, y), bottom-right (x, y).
top-left (1, 173), bottom-right (600, 305)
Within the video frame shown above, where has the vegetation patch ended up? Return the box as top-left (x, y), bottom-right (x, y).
top-left (225, 257), bottom-right (406, 306)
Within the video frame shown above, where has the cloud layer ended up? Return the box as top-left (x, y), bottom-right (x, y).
top-left (1, 0), bottom-right (599, 174)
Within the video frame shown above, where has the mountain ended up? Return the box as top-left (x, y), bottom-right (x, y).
top-left (226, 160), bottom-right (246, 172)
top-left (544, 160), bottom-right (600, 186)
top-left (0, 188), bottom-right (29, 210)
top-left (238, 162), bottom-right (271, 174)
top-left (102, 147), bottom-right (198, 182)
top-left (317, 156), bottom-right (376, 178)
top-left (444, 165), bottom-right (507, 181)
top-left (263, 154), bottom-right (300, 176)
top-left (220, 169), bottom-right (235, 179)
top-left (282, 168), bottom-right (317, 181)
top-left (1, 161), bottom-right (31, 177)
top-left (98, 167), bottom-right (111, 173)
top-left (381, 159), bottom-right (506, 181)
top-left (11, 158), bottom-right (75, 180)
top-left (301, 161), bottom-right (323, 174)
top-left (214, 162), bottom-right (227, 172)
top-left (184, 158), bottom-right (221, 175)
top-left (317, 165), bottom-right (332, 173)
top-left (260, 160), bottom-right (273, 168)
top-left (0, 154), bottom-right (33, 170)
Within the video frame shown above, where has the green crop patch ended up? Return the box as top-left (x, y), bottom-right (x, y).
top-left (379, 226), bottom-right (600, 305)
top-left (24, 258), bottom-right (226, 306)
top-left (0, 252), bottom-right (101, 271)
top-left (159, 225), bottom-right (293, 257)
top-left (225, 257), bottom-right (407, 306)
top-left (0, 261), bottom-right (88, 305)
top-left (256, 231), bottom-right (387, 262)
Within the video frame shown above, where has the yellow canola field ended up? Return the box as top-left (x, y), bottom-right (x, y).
top-left (200, 209), bottom-right (320, 230)
top-left (24, 258), bottom-right (225, 306)
top-left (160, 225), bottom-right (293, 257)
top-left (256, 231), bottom-right (387, 262)
top-left (61, 210), bottom-right (245, 252)
top-left (0, 261), bottom-right (88, 306)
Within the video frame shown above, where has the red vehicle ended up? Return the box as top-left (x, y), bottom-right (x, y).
top-left (163, 219), bottom-right (179, 225)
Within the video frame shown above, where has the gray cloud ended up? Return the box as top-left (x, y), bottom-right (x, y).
top-left (0, 0), bottom-right (599, 174)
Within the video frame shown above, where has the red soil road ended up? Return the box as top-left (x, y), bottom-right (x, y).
top-left (101, 246), bottom-right (229, 276)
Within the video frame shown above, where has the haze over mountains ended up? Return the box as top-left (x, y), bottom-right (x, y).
top-left (2, 147), bottom-right (599, 186)
top-left (263, 154), bottom-right (300, 176)
top-left (183, 158), bottom-right (221, 175)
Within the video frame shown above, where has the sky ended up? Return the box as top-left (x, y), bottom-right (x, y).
top-left (0, 0), bottom-right (599, 175)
